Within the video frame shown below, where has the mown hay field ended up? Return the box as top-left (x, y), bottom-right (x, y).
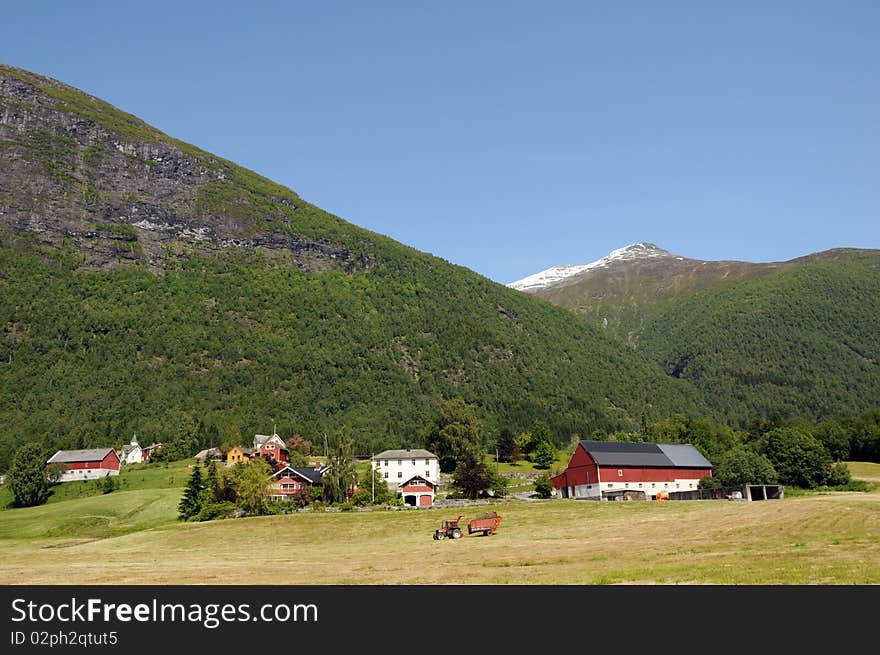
top-left (1, 471), bottom-right (878, 585)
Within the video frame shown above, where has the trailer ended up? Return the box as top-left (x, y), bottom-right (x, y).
top-left (467, 512), bottom-right (502, 536)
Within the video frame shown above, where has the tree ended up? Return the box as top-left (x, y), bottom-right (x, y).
top-left (714, 448), bottom-right (777, 487)
top-left (762, 428), bottom-right (835, 488)
top-left (514, 432), bottom-right (533, 458)
top-left (322, 427), bottom-right (358, 504)
top-left (813, 420), bottom-right (851, 461)
top-left (155, 414), bottom-right (202, 462)
top-left (531, 420), bottom-right (553, 448)
top-left (452, 456), bottom-right (494, 499)
top-left (235, 458), bottom-right (273, 514)
top-left (178, 460), bottom-right (204, 520)
top-left (423, 398), bottom-right (485, 472)
top-left (200, 459), bottom-right (219, 506)
top-left (285, 434), bottom-right (312, 456)
top-left (533, 475), bottom-right (553, 499)
top-left (100, 475), bottom-right (117, 494)
top-left (496, 427), bottom-right (516, 463)
top-left (356, 464), bottom-right (392, 505)
top-left (7, 443), bottom-right (51, 507)
top-left (533, 441), bottom-right (557, 469)
top-left (489, 473), bottom-right (508, 498)
top-left (46, 462), bottom-right (66, 485)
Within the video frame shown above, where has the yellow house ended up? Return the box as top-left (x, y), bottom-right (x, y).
top-left (226, 446), bottom-right (255, 465)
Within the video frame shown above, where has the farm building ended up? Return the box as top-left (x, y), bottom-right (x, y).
top-left (372, 448), bottom-right (439, 493)
top-left (399, 474), bottom-right (437, 507)
top-left (551, 440), bottom-right (712, 501)
top-left (46, 448), bottom-right (121, 482)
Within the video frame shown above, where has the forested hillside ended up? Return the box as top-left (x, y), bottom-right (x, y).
top-left (0, 65), bottom-right (711, 469)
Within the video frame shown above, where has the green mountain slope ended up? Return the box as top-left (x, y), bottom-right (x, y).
top-left (520, 245), bottom-right (880, 423)
top-left (0, 65), bottom-right (711, 468)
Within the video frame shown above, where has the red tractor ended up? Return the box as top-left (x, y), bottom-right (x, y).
top-left (433, 515), bottom-right (463, 540)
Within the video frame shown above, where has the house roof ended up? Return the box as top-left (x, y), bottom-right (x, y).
top-left (272, 465), bottom-right (326, 484)
top-left (398, 475), bottom-right (436, 489)
top-left (143, 443), bottom-right (161, 451)
top-left (254, 433), bottom-right (284, 446)
top-left (230, 446), bottom-right (254, 456)
top-left (291, 466), bottom-right (326, 484)
top-left (373, 449), bottom-right (437, 460)
top-left (121, 443), bottom-right (141, 456)
top-left (47, 448), bottom-right (118, 464)
top-left (578, 440), bottom-right (712, 468)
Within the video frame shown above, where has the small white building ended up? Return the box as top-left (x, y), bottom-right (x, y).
top-left (121, 435), bottom-right (143, 465)
top-left (372, 448), bottom-right (439, 501)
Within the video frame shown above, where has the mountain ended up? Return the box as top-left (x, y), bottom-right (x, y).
top-left (510, 243), bottom-right (880, 422)
top-left (0, 65), bottom-right (713, 469)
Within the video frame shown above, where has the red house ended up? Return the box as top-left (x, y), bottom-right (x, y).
top-left (254, 433), bottom-right (289, 464)
top-left (399, 475), bottom-right (436, 507)
top-left (269, 465), bottom-right (326, 501)
top-left (551, 440), bottom-right (712, 501)
top-left (46, 448), bottom-right (121, 482)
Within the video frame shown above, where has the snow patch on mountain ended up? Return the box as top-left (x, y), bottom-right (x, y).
top-left (508, 242), bottom-right (675, 291)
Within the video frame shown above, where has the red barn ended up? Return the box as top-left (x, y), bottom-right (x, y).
top-left (46, 448), bottom-right (121, 482)
top-left (551, 440), bottom-right (712, 500)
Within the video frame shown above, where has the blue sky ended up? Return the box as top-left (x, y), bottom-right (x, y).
top-left (3, 1), bottom-right (878, 284)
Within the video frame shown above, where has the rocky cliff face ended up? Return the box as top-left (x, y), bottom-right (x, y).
top-left (0, 65), bottom-right (373, 274)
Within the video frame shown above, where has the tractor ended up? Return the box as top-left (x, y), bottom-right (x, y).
top-left (433, 515), bottom-right (463, 540)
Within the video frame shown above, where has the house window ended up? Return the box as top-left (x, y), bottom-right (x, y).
top-left (676, 483), bottom-right (680, 488)
top-left (398, 460), bottom-right (402, 465)
top-left (425, 459), bottom-right (430, 465)
top-left (638, 483), bottom-right (642, 488)
top-left (412, 459), bottom-right (416, 465)
top-left (652, 483), bottom-right (656, 487)
top-left (608, 483), bottom-right (613, 488)
top-left (384, 472), bottom-right (388, 479)
top-left (398, 471), bottom-right (402, 478)
top-left (664, 483), bottom-right (668, 487)
top-left (617, 469), bottom-right (623, 477)
top-left (384, 460), bottom-right (388, 466)
top-left (426, 471), bottom-right (430, 478)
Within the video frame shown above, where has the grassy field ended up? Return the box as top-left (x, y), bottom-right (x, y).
top-left (0, 458), bottom-right (194, 508)
top-left (0, 462), bottom-right (878, 584)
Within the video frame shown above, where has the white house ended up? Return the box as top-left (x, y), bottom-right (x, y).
top-left (372, 448), bottom-right (439, 504)
top-left (120, 435), bottom-right (143, 465)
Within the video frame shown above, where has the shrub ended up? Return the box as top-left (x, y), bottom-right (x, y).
top-left (533, 475), bottom-right (553, 499)
top-left (196, 501), bottom-right (237, 521)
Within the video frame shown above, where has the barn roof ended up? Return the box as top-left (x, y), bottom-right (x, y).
top-left (373, 449), bottom-right (437, 460)
top-left (578, 440), bottom-right (711, 468)
top-left (47, 448), bottom-right (117, 464)
top-left (657, 443), bottom-right (713, 468)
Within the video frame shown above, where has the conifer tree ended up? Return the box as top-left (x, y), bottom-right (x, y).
top-left (178, 460), bottom-right (204, 520)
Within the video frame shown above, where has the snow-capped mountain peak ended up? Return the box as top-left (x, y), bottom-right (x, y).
top-left (507, 242), bottom-right (673, 291)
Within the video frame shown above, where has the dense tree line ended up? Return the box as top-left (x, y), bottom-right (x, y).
top-left (0, 234), bottom-right (709, 472)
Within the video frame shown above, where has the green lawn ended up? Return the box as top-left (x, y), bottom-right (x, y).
top-left (0, 458), bottom-right (194, 508)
